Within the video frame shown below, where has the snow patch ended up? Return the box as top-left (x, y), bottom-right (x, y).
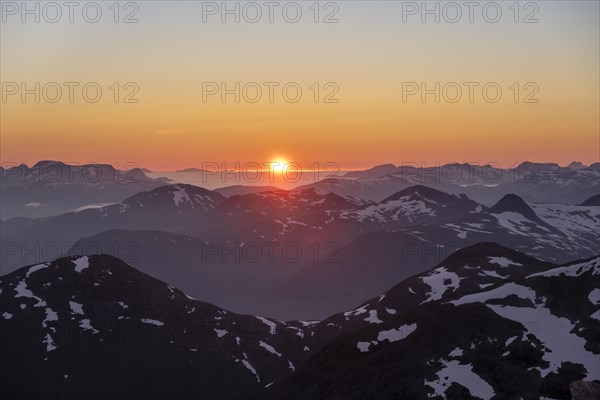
top-left (256, 316), bottom-right (277, 334)
top-left (43, 333), bottom-right (57, 352)
top-left (259, 341), bottom-right (282, 357)
top-left (344, 305), bottom-right (368, 317)
top-left (421, 267), bottom-right (463, 303)
top-left (377, 323), bottom-right (417, 343)
top-left (492, 211), bottom-right (534, 235)
top-left (141, 318), bottom-right (164, 326)
top-left (214, 329), bottom-right (228, 338)
top-left (42, 308), bottom-right (58, 328)
top-left (79, 319), bottom-right (99, 334)
top-left (72, 256), bottom-right (90, 273)
top-left (241, 359), bottom-right (260, 382)
top-left (449, 347), bottom-right (463, 357)
top-left (26, 263), bottom-right (48, 277)
top-left (451, 283), bottom-right (537, 306)
top-left (69, 301), bottom-right (84, 315)
top-left (14, 280), bottom-right (46, 307)
top-left (528, 258), bottom-right (599, 278)
top-left (489, 304), bottom-right (599, 378)
top-left (364, 310), bottom-right (382, 324)
top-left (488, 257), bottom-right (522, 268)
top-left (357, 341), bottom-right (376, 352)
top-left (426, 360), bottom-right (494, 399)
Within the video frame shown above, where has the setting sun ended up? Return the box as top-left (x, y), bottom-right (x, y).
top-left (270, 159), bottom-right (289, 172)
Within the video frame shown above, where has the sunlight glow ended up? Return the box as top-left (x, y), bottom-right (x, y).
top-left (270, 159), bottom-right (289, 172)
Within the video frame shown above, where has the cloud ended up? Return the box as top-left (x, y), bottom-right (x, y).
top-left (68, 203), bottom-right (114, 213)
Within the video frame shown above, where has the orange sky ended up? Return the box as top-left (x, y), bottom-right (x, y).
top-left (1, 1), bottom-right (598, 170)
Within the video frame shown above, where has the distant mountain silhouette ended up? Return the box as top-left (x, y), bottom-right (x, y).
top-left (344, 164), bottom-right (398, 179)
top-left (489, 193), bottom-right (542, 222)
top-left (567, 161), bottom-right (587, 170)
top-left (175, 167), bottom-right (208, 172)
top-left (0, 161), bottom-right (164, 218)
top-left (579, 194), bottom-right (600, 207)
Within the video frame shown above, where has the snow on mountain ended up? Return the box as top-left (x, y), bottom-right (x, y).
top-left (530, 202), bottom-right (599, 243)
top-left (0, 184), bottom-right (227, 274)
top-left (2, 243), bottom-right (598, 399)
top-left (0, 255), bottom-right (313, 400)
top-left (338, 185), bottom-right (483, 226)
top-left (297, 162), bottom-right (600, 205)
top-left (258, 244), bottom-right (600, 400)
top-left (433, 193), bottom-right (598, 262)
top-left (123, 183), bottom-right (225, 212)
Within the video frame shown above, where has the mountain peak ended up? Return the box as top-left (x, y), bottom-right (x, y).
top-left (517, 161), bottom-right (561, 169)
top-left (381, 185), bottom-right (457, 203)
top-left (567, 161), bottom-right (586, 170)
top-left (6, 254), bottom-right (132, 282)
top-left (124, 184), bottom-right (225, 209)
top-left (441, 242), bottom-right (534, 264)
top-left (578, 194), bottom-right (600, 207)
top-left (32, 160), bottom-right (66, 168)
top-left (489, 194), bottom-right (539, 220)
top-left (343, 164), bottom-right (398, 179)
top-left (588, 162), bottom-right (600, 170)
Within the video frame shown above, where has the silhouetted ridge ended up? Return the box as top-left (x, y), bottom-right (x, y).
top-left (124, 183), bottom-right (225, 207)
top-left (344, 164), bottom-right (398, 179)
top-left (439, 242), bottom-right (548, 269)
top-left (579, 194), bottom-right (600, 207)
top-left (489, 194), bottom-right (540, 221)
top-left (381, 185), bottom-right (455, 203)
top-left (32, 160), bottom-right (65, 168)
top-left (588, 162), bottom-right (600, 170)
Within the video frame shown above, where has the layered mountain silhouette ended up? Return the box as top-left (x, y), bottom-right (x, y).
top-left (1, 244), bottom-right (598, 399)
top-left (301, 162), bottom-right (600, 205)
top-left (3, 182), bottom-right (598, 319)
top-left (579, 194), bottom-right (600, 207)
top-left (1, 161), bottom-right (166, 218)
top-left (4, 161), bottom-right (597, 220)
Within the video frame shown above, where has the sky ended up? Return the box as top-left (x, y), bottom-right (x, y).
top-left (1, 0), bottom-right (599, 170)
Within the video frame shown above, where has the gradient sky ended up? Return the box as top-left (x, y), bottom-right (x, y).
top-left (1, 0), bottom-right (599, 170)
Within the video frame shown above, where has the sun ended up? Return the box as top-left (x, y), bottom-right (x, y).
top-left (270, 159), bottom-right (288, 172)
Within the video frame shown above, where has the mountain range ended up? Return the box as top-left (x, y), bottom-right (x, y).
top-left (1, 243), bottom-right (598, 399)
top-left (2, 181), bottom-right (598, 319)
top-left (1, 161), bottom-right (166, 219)
top-left (301, 162), bottom-right (600, 205)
